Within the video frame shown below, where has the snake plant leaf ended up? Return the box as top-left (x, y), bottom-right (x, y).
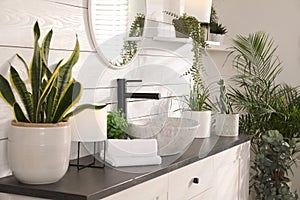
top-left (13, 102), bottom-right (29, 123)
top-left (16, 54), bottom-right (29, 76)
top-left (63, 104), bottom-right (107, 121)
top-left (10, 66), bottom-right (34, 122)
top-left (41, 29), bottom-right (53, 66)
top-left (37, 60), bottom-right (62, 103)
top-left (36, 59), bottom-right (63, 119)
top-left (52, 81), bottom-right (82, 123)
top-left (30, 21), bottom-right (42, 122)
top-left (0, 74), bottom-right (16, 107)
top-left (55, 36), bottom-right (80, 102)
top-left (41, 29), bottom-right (53, 80)
top-left (45, 87), bottom-right (57, 123)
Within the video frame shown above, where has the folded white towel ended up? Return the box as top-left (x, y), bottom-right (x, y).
top-left (102, 153), bottom-right (162, 167)
top-left (106, 139), bottom-right (158, 157)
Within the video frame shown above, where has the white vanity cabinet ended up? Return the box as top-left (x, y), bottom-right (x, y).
top-left (103, 141), bottom-right (250, 200)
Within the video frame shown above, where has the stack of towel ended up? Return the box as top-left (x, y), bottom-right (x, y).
top-left (101, 139), bottom-right (161, 167)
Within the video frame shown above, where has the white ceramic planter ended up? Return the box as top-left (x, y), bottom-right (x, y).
top-left (209, 33), bottom-right (225, 45)
top-left (8, 121), bottom-right (71, 184)
top-left (215, 114), bottom-right (239, 137)
top-left (182, 111), bottom-right (212, 138)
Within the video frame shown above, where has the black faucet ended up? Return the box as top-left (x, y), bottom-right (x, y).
top-left (117, 79), bottom-right (160, 119)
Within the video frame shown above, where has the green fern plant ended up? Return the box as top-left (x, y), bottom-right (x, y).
top-left (0, 21), bottom-right (105, 123)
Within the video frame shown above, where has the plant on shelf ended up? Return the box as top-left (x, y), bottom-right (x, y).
top-left (228, 31), bottom-right (300, 198)
top-left (115, 13), bottom-right (145, 66)
top-left (163, 11), bottom-right (208, 87)
top-left (107, 110), bottom-right (129, 139)
top-left (0, 21), bottom-right (106, 184)
top-left (252, 130), bottom-right (299, 200)
top-left (209, 5), bottom-right (227, 44)
top-left (210, 22), bottom-right (227, 35)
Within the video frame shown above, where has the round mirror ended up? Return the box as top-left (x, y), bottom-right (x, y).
top-left (88, 0), bottom-right (147, 69)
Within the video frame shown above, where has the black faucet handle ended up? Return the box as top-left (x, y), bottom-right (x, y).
top-left (126, 79), bottom-right (142, 83)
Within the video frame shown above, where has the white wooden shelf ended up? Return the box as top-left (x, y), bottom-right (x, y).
top-left (206, 45), bottom-right (231, 52)
top-left (152, 37), bottom-right (231, 52)
top-left (152, 36), bottom-right (192, 43)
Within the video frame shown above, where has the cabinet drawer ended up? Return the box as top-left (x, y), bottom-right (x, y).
top-left (189, 189), bottom-right (213, 200)
top-left (168, 157), bottom-right (214, 200)
top-left (102, 174), bottom-right (168, 200)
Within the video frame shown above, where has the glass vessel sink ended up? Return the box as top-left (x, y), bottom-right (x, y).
top-left (129, 117), bottom-right (200, 156)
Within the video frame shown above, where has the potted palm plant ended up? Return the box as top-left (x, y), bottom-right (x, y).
top-left (0, 22), bottom-right (105, 184)
top-left (213, 79), bottom-right (238, 137)
top-left (229, 31), bottom-right (300, 198)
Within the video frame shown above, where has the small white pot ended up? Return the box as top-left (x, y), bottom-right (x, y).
top-left (182, 111), bottom-right (212, 138)
top-left (8, 121), bottom-right (71, 184)
top-left (209, 33), bottom-right (225, 45)
top-left (215, 114), bottom-right (239, 137)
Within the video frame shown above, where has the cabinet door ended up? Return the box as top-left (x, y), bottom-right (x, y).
top-left (168, 157), bottom-right (214, 200)
top-left (239, 141), bottom-right (250, 200)
top-left (213, 145), bottom-right (240, 200)
top-left (102, 174), bottom-right (168, 200)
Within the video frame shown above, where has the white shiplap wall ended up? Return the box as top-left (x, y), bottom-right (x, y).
top-left (0, 0), bottom-right (204, 176)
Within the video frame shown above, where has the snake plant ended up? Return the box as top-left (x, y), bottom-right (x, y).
top-left (0, 21), bottom-right (105, 123)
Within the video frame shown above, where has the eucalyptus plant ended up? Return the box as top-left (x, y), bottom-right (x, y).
top-left (0, 21), bottom-right (105, 123)
top-left (252, 130), bottom-right (299, 200)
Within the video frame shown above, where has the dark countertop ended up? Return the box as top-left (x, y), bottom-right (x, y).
top-left (0, 135), bottom-right (251, 200)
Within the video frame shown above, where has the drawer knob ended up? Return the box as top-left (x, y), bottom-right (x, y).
top-left (193, 177), bottom-right (200, 184)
